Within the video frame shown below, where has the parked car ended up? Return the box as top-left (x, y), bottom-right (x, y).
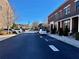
top-left (12, 29), bottom-right (23, 34)
top-left (39, 28), bottom-right (47, 35)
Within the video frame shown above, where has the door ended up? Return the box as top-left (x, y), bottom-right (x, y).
top-left (72, 17), bottom-right (78, 33)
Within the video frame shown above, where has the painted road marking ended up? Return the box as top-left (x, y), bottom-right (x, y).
top-left (40, 36), bottom-right (43, 38)
top-left (45, 39), bottom-right (48, 42)
top-left (49, 45), bottom-right (59, 51)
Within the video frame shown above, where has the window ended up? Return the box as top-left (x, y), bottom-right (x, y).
top-left (64, 5), bottom-right (71, 15)
top-left (55, 13), bottom-right (59, 19)
top-left (76, 1), bottom-right (79, 10)
top-left (63, 20), bottom-right (70, 29)
top-left (64, 7), bottom-right (70, 15)
top-left (63, 9), bottom-right (66, 15)
top-left (67, 7), bottom-right (70, 14)
top-left (59, 10), bottom-right (62, 18)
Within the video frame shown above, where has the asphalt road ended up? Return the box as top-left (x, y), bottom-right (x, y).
top-left (0, 33), bottom-right (79, 59)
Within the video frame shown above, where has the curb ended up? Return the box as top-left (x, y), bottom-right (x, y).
top-left (48, 34), bottom-right (79, 48)
top-left (0, 34), bottom-right (17, 41)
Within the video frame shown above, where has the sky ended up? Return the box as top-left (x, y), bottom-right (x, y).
top-left (9, 0), bottom-right (65, 24)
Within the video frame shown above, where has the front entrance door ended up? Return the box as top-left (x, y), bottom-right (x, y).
top-left (72, 17), bottom-right (78, 33)
top-left (58, 22), bottom-right (60, 31)
top-left (51, 24), bottom-right (53, 33)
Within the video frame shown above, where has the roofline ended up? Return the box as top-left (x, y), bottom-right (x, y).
top-left (48, 0), bottom-right (69, 17)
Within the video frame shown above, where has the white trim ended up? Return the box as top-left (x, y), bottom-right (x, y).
top-left (74, 0), bottom-right (79, 2)
top-left (70, 18), bottom-right (72, 33)
top-left (49, 15), bottom-right (79, 21)
top-left (58, 14), bottom-right (79, 22)
top-left (59, 10), bottom-right (62, 12)
top-left (64, 4), bottom-right (70, 9)
top-left (78, 17), bottom-right (79, 32)
top-left (50, 21), bottom-right (54, 24)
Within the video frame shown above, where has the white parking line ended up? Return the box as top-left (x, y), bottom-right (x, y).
top-left (49, 45), bottom-right (59, 51)
top-left (45, 39), bottom-right (48, 42)
top-left (40, 36), bottom-right (43, 38)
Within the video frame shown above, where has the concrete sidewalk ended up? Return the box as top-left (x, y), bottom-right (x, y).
top-left (48, 34), bottom-right (79, 48)
top-left (0, 34), bottom-right (16, 41)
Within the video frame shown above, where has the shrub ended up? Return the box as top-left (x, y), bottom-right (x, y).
top-left (51, 28), bottom-right (55, 34)
top-left (51, 27), bottom-right (57, 34)
top-left (0, 29), bottom-right (3, 35)
top-left (53, 26), bottom-right (57, 34)
top-left (63, 26), bottom-right (69, 36)
top-left (75, 32), bottom-right (79, 40)
top-left (58, 28), bottom-right (63, 36)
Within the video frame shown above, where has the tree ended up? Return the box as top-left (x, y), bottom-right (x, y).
top-left (38, 23), bottom-right (43, 29)
top-left (32, 21), bottom-right (39, 30)
top-left (11, 23), bottom-right (18, 29)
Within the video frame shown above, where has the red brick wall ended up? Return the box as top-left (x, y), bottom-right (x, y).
top-left (48, 0), bottom-right (79, 23)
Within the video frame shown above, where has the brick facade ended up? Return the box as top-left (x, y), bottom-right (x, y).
top-left (48, 0), bottom-right (79, 34)
top-left (0, 0), bottom-right (14, 29)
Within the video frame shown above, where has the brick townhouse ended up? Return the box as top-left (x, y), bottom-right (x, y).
top-left (48, 0), bottom-right (79, 34)
top-left (0, 0), bottom-right (14, 29)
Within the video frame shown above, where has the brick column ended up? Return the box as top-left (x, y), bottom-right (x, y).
top-left (78, 16), bottom-right (79, 32)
